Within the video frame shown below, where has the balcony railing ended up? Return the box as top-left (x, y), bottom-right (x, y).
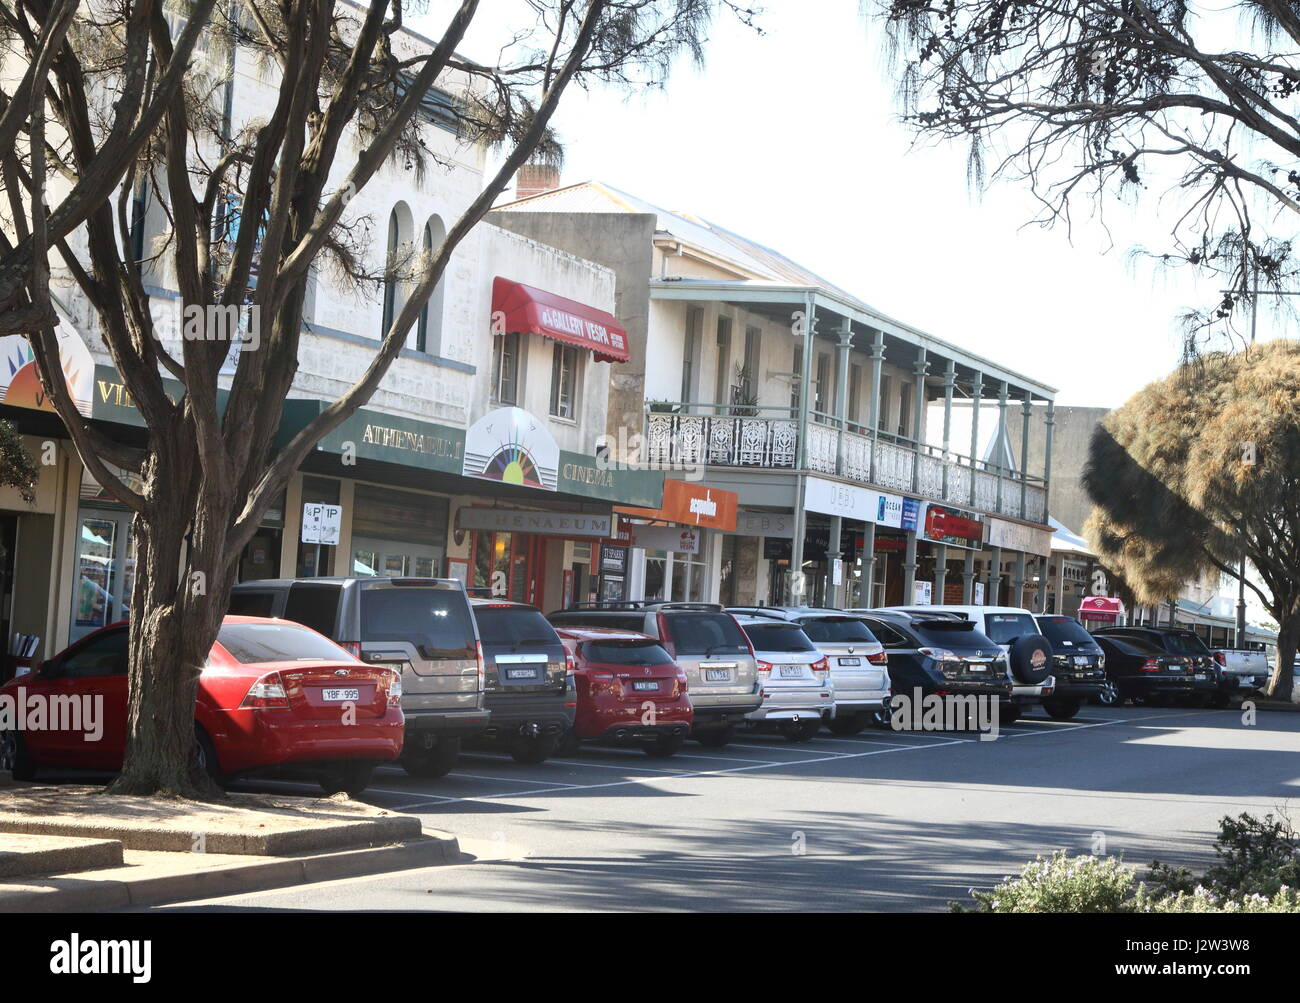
top-left (644, 404), bottom-right (1047, 524)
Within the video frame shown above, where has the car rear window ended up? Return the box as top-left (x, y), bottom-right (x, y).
top-left (229, 591), bottom-right (277, 617)
top-left (740, 623), bottom-right (817, 653)
top-left (217, 623), bottom-right (353, 664)
top-left (1037, 616), bottom-right (1099, 648)
top-left (798, 617), bottom-right (878, 644)
top-left (981, 612), bottom-right (1040, 644)
top-left (474, 606), bottom-right (560, 648)
top-left (1161, 632), bottom-right (1213, 656)
top-left (549, 612), bottom-right (646, 632)
top-left (582, 641), bottom-right (674, 666)
top-left (1103, 635), bottom-right (1163, 655)
top-left (912, 621), bottom-right (1000, 651)
top-left (360, 587), bottom-right (477, 656)
top-left (663, 612), bottom-right (749, 655)
top-left (283, 583), bottom-right (342, 638)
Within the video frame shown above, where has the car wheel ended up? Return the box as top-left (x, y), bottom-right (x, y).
top-left (319, 762), bottom-right (375, 797)
top-left (510, 734), bottom-right (558, 765)
top-left (694, 725), bottom-right (735, 749)
top-left (401, 737), bottom-right (461, 778)
top-left (1042, 698), bottom-right (1082, 721)
top-left (0, 729), bottom-right (34, 781)
top-left (643, 734), bottom-right (685, 759)
top-left (828, 714), bottom-right (867, 736)
top-left (194, 728), bottom-right (227, 787)
top-left (1095, 681), bottom-right (1121, 706)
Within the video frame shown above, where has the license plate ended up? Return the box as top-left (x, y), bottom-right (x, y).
top-left (506, 668), bottom-right (538, 679)
top-left (704, 668), bottom-right (731, 681)
top-left (632, 681), bottom-right (658, 691)
top-left (967, 664), bottom-right (987, 673)
top-left (1073, 656), bottom-right (1091, 666)
top-left (322, 688), bottom-right (360, 702)
top-left (1194, 673), bottom-right (1207, 681)
top-left (779, 665), bottom-right (804, 678)
top-left (839, 657), bottom-right (861, 667)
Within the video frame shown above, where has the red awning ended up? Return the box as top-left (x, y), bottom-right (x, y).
top-left (1078, 596), bottom-right (1124, 622)
top-left (492, 277), bottom-right (630, 364)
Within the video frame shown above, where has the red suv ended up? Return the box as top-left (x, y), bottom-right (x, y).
top-left (0, 616), bottom-right (404, 796)
top-left (556, 627), bottom-right (693, 758)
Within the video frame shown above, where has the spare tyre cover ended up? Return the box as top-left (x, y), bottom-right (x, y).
top-left (1008, 634), bottom-right (1053, 685)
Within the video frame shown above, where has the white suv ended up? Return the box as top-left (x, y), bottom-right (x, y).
top-left (732, 615), bottom-right (835, 742)
top-left (728, 607), bottom-right (890, 734)
top-left (870, 605), bottom-right (1055, 721)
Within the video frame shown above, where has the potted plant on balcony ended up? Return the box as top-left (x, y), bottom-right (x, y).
top-left (730, 363), bottom-right (759, 417)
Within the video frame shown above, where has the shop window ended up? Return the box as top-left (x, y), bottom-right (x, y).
top-left (643, 552), bottom-right (667, 602)
top-left (550, 343), bottom-right (580, 419)
top-left (72, 511), bottom-right (136, 642)
top-left (351, 484), bottom-right (448, 580)
top-left (492, 332), bottom-right (521, 405)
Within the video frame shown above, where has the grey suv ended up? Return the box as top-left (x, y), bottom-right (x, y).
top-left (470, 598), bottom-right (574, 764)
top-left (229, 577), bottom-right (487, 777)
top-left (546, 602), bottom-right (761, 748)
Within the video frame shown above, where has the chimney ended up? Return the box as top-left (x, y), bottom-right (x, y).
top-left (516, 164), bottom-right (561, 201)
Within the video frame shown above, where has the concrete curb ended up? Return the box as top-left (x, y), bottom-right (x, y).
top-left (0, 835), bottom-right (123, 879)
top-left (1, 831), bottom-right (461, 912)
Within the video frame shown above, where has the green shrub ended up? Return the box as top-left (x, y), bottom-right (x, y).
top-left (956, 852), bottom-right (1136, 913)
top-left (958, 813), bottom-right (1300, 913)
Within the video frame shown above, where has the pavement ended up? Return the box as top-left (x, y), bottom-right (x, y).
top-left (0, 786), bottom-right (456, 911)
top-left (139, 702), bottom-right (1300, 912)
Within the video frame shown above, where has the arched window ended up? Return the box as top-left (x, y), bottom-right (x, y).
top-left (416, 214), bottom-right (447, 355)
top-left (381, 208), bottom-right (400, 337)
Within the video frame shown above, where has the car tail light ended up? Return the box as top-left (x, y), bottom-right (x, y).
top-left (1139, 658), bottom-right (1160, 673)
top-left (475, 641), bottom-right (485, 688)
top-left (868, 650), bottom-right (889, 665)
top-left (756, 660), bottom-right (773, 674)
top-left (1213, 651), bottom-right (1226, 666)
top-left (386, 669), bottom-right (402, 707)
top-left (811, 656), bottom-right (830, 679)
top-left (678, 672), bottom-right (689, 693)
top-left (240, 671), bottom-right (289, 709)
top-left (339, 641), bottom-right (361, 658)
top-left (565, 649), bottom-right (577, 675)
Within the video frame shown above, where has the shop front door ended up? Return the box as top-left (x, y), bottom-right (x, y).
top-left (473, 532), bottom-right (548, 607)
top-left (71, 509), bottom-right (136, 643)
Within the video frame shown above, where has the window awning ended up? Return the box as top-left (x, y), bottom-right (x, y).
top-left (492, 277), bottom-right (630, 364)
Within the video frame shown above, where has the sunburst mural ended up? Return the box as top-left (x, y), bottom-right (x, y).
top-left (463, 406), bottom-right (560, 491)
top-left (0, 326), bottom-right (94, 417)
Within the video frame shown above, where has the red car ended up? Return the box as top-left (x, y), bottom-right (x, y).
top-left (0, 616), bottom-right (404, 795)
top-left (556, 627), bottom-right (693, 758)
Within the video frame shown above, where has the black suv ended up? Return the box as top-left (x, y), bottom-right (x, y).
top-left (470, 598), bottom-right (574, 764)
top-left (853, 610), bottom-right (1018, 720)
top-left (1094, 626), bottom-right (1228, 706)
top-left (1033, 615), bottom-right (1109, 718)
top-left (546, 602), bottom-right (762, 748)
top-left (230, 577), bottom-right (487, 777)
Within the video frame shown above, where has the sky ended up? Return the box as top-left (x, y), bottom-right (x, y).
top-left (413, 0), bottom-right (1295, 408)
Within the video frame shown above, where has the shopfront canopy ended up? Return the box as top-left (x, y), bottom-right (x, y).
top-left (492, 277), bottom-right (630, 364)
top-left (1078, 595), bottom-right (1125, 622)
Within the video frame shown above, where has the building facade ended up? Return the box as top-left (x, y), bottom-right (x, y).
top-left (494, 179), bottom-right (1059, 612)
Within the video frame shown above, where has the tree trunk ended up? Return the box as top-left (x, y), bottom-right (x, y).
top-left (107, 476), bottom-right (233, 798)
top-left (1266, 616), bottom-right (1298, 703)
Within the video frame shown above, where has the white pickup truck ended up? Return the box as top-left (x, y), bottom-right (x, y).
top-left (1210, 648), bottom-right (1270, 693)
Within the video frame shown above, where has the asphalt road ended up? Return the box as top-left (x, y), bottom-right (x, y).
top-left (153, 703), bottom-right (1300, 912)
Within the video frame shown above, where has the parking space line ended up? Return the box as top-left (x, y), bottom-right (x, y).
top-left (442, 773), bottom-right (585, 787)
top-left (417, 739), bottom-right (972, 806)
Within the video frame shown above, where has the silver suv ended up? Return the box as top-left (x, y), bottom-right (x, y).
top-left (546, 602), bottom-right (761, 748)
top-left (728, 607), bottom-right (889, 735)
top-left (230, 577), bottom-right (486, 777)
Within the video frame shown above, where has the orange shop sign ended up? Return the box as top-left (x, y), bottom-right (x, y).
top-left (616, 480), bottom-right (738, 531)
